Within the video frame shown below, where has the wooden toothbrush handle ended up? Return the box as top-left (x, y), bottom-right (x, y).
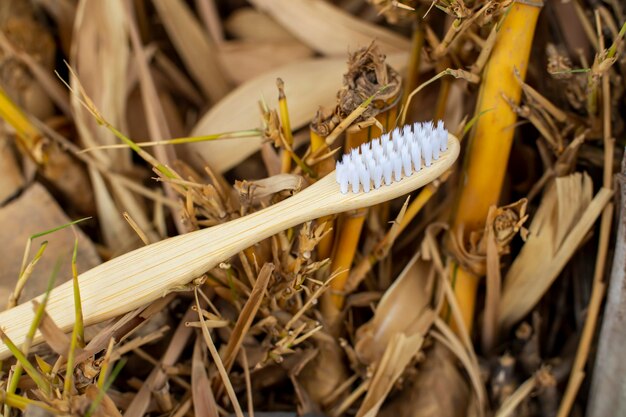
top-left (0, 134), bottom-right (459, 359)
top-left (0, 174), bottom-right (340, 359)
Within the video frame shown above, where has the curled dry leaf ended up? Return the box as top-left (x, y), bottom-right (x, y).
top-left (449, 199), bottom-right (528, 276)
top-left (248, 0), bottom-right (411, 56)
top-left (187, 53), bottom-right (407, 173)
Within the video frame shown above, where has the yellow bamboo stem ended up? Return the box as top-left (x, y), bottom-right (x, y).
top-left (449, 2), bottom-right (542, 331)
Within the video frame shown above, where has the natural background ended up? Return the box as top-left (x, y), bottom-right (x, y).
top-left (0, 1), bottom-right (624, 416)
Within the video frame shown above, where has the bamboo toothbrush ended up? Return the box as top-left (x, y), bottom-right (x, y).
top-left (0, 122), bottom-right (459, 360)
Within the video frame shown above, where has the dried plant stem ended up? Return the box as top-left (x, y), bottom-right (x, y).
top-left (277, 78), bottom-right (294, 173)
top-left (557, 31), bottom-right (616, 417)
top-left (448, 2), bottom-right (542, 331)
top-left (78, 130), bottom-right (262, 153)
top-left (194, 289), bottom-right (245, 417)
top-left (346, 178), bottom-right (444, 292)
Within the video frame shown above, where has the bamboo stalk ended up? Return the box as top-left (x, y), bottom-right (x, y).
top-left (448, 2), bottom-right (542, 331)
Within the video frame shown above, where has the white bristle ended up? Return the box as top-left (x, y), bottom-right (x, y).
top-left (383, 158), bottom-right (393, 185)
top-left (437, 120), bottom-right (447, 151)
top-left (336, 120), bottom-right (448, 194)
top-left (401, 146), bottom-right (412, 176)
top-left (423, 137), bottom-right (432, 167)
top-left (392, 154), bottom-right (402, 181)
top-left (350, 167), bottom-right (359, 193)
top-left (431, 133), bottom-right (440, 160)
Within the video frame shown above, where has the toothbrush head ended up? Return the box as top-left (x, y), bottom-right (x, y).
top-left (336, 120), bottom-right (450, 194)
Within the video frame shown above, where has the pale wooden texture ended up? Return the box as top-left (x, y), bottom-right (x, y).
top-left (0, 136), bottom-right (459, 359)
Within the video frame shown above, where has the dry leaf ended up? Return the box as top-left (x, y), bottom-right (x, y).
top-left (378, 342), bottom-right (470, 417)
top-left (35, 303), bottom-right (75, 357)
top-left (152, 0), bottom-right (230, 103)
top-left (84, 384), bottom-right (124, 417)
top-left (248, 0), bottom-right (411, 56)
top-left (192, 337), bottom-right (219, 417)
top-left (71, 0), bottom-right (157, 251)
top-left (298, 332), bottom-right (348, 405)
top-left (356, 332), bottom-right (426, 417)
top-left (499, 173), bottom-right (613, 329)
top-left (355, 254), bottom-right (434, 364)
